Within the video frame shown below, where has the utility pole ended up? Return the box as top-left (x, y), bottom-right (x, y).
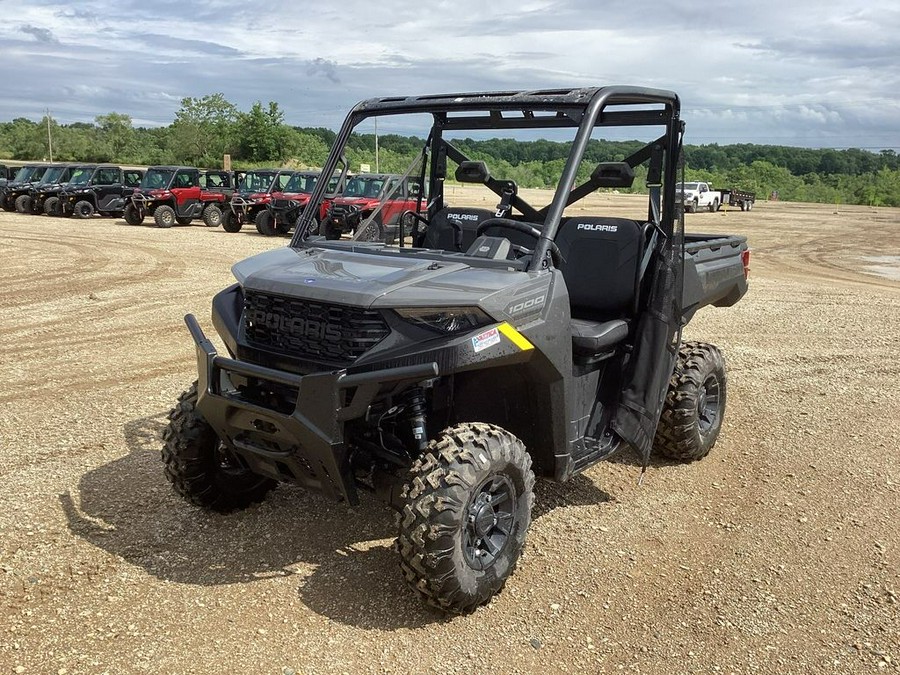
top-left (46, 108), bottom-right (53, 162)
top-left (374, 117), bottom-right (379, 173)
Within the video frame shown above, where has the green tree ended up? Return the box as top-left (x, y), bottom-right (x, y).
top-left (234, 101), bottom-right (286, 163)
top-left (95, 112), bottom-right (134, 161)
top-left (169, 93), bottom-right (238, 166)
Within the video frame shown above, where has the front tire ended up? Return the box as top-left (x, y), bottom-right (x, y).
top-left (221, 210), bottom-right (242, 233)
top-left (73, 200), bottom-right (95, 219)
top-left (123, 202), bottom-right (143, 225)
top-left (654, 341), bottom-right (727, 461)
top-left (161, 383), bottom-right (277, 512)
top-left (296, 214), bottom-right (320, 237)
top-left (44, 196), bottom-right (59, 215)
top-left (255, 210), bottom-right (276, 236)
top-left (323, 219), bottom-right (342, 240)
top-left (15, 195), bottom-right (31, 213)
top-left (154, 205), bottom-right (176, 228)
top-left (397, 423), bottom-right (535, 614)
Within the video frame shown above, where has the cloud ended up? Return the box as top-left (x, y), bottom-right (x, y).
top-left (307, 58), bottom-right (340, 84)
top-left (20, 24), bottom-right (58, 43)
top-left (0, 0), bottom-right (897, 149)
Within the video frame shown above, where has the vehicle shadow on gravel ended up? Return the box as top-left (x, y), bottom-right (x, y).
top-left (60, 412), bottom-right (613, 631)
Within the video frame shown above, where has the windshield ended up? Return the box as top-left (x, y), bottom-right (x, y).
top-left (39, 166), bottom-right (65, 184)
top-left (140, 169), bottom-right (174, 190)
top-left (293, 89), bottom-right (679, 266)
top-left (27, 167), bottom-right (49, 183)
top-left (283, 173), bottom-right (319, 194)
top-left (343, 176), bottom-right (385, 198)
top-left (678, 182), bottom-right (699, 190)
top-left (14, 166), bottom-right (40, 182)
top-left (239, 171), bottom-right (277, 193)
top-left (68, 167), bottom-right (93, 185)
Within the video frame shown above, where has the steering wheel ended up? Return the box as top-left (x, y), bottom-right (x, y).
top-left (475, 218), bottom-right (561, 266)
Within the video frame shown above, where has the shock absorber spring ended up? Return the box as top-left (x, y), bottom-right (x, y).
top-left (403, 387), bottom-right (429, 454)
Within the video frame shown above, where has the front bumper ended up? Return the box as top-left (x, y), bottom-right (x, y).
top-left (186, 314), bottom-right (438, 504)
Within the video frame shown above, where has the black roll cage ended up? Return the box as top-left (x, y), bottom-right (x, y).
top-left (291, 86), bottom-right (682, 272)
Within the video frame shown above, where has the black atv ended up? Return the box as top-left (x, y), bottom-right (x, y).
top-left (58, 165), bottom-right (144, 218)
top-left (163, 86), bottom-right (751, 614)
top-left (29, 164), bottom-right (93, 215)
top-left (1, 164), bottom-right (51, 212)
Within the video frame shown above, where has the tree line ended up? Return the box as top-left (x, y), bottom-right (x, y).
top-left (2, 93), bottom-right (898, 207)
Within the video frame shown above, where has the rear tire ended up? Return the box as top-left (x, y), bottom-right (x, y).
top-left (73, 200), bottom-right (95, 219)
top-left (15, 195), bottom-right (31, 213)
top-left (202, 204), bottom-right (223, 228)
top-left (356, 218), bottom-right (383, 242)
top-left (709, 198), bottom-right (719, 213)
top-left (255, 210), bottom-right (276, 236)
top-left (154, 205), bottom-right (176, 228)
top-left (44, 196), bottom-right (59, 216)
top-left (162, 383), bottom-right (276, 512)
top-left (123, 202), bottom-right (143, 225)
top-left (654, 341), bottom-right (727, 461)
top-left (397, 423), bottom-right (534, 614)
top-left (221, 210), bottom-right (242, 233)
top-left (745, 200), bottom-right (753, 211)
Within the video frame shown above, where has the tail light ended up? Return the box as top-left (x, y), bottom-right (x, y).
top-left (741, 249), bottom-right (751, 279)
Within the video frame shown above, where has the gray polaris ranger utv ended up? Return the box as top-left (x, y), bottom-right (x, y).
top-left (163, 86), bottom-right (750, 614)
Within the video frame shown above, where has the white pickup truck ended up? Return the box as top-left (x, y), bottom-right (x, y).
top-left (677, 182), bottom-right (720, 213)
top-left (677, 182), bottom-right (755, 213)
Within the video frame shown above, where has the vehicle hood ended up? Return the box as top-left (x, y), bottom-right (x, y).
top-left (333, 197), bottom-right (378, 207)
top-left (232, 245), bottom-right (532, 310)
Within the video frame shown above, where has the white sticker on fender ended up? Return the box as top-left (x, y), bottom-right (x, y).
top-left (471, 327), bottom-right (501, 353)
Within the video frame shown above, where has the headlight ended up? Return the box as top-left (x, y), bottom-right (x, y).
top-left (395, 307), bottom-right (492, 334)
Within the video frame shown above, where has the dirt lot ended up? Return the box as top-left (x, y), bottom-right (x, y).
top-left (0, 196), bottom-right (898, 674)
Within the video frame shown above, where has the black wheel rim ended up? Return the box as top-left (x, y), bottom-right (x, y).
top-left (697, 374), bottom-right (721, 435)
top-left (463, 474), bottom-right (516, 570)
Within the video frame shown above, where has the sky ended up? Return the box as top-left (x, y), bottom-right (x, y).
top-left (1, 0), bottom-right (899, 150)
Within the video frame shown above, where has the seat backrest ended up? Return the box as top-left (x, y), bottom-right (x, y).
top-left (423, 207), bottom-right (495, 251)
top-left (554, 217), bottom-right (644, 318)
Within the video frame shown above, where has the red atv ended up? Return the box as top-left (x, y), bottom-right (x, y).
top-left (323, 173), bottom-right (423, 243)
top-left (124, 166), bottom-right (227, 228)
top-left (221, 169), bottom-right (293, 233)
top-left (256, 171), bottom-right (343, 237)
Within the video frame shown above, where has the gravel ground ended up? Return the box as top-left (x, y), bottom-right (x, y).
top-left (0, 196), bottom-right (897, 674)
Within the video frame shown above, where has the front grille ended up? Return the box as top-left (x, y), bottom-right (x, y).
top-left (243, 291), bottom-right (390, 365)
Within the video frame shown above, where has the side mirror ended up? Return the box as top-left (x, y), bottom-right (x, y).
top-left (591, 162), bottom-right (635, 188)
top-left (455, 161), bottom-right (490, 183)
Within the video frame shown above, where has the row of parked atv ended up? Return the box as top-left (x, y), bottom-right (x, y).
top-left (0, 161), bottom-right (425, 240)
